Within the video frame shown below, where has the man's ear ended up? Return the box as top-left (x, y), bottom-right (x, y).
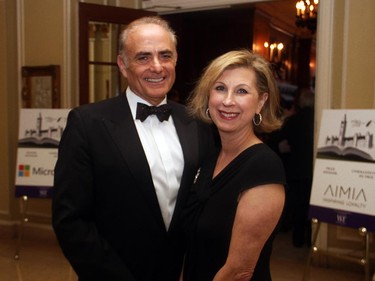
top-left (117, 55), bottom-right (128, 78)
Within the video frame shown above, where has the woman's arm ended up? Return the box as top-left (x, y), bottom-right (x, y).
top-left (213, 183), bottom-right (285, 281)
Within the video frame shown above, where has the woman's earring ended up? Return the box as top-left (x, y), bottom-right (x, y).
top-left (205, 108), bottom-right (211, 119)
top-left (253, 113), bottom-right (262, 126)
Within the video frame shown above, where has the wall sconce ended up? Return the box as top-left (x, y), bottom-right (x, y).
top-left (264, 42), bottom-right (284, 63)
top-left (264, 41), bottom-right (289, 80)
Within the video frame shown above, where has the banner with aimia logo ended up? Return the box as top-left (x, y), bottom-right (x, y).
top-left (309, 109), bottom-right (375, 231)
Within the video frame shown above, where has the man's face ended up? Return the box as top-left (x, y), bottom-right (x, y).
top-left (117, 24), bottom-right (177, 105)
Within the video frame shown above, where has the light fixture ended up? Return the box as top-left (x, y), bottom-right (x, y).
top-left (264, 41), bottom-right (288, 80)
top-left (295, 0), bottom-right (319, 33)
top-left (264, 42), bottom-right (284, 63)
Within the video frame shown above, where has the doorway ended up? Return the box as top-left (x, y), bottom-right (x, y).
top-left (78, 2), bottom-right (156, 105)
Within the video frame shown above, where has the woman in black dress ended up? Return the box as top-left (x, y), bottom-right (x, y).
top-left (184, 49), bottom-right (286, 281)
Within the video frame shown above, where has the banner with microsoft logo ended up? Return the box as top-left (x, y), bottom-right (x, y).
top-left (309, 109), bottom-right (375, 231)
top-left (15, 108), bottom-right (70, 198)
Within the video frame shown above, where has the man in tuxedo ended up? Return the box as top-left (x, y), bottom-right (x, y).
top-left (52, 16), bottom-right (212, 281)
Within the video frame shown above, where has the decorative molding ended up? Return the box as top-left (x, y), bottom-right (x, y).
top-left (341, 0), bottom-right (350, 108)
top-left (313, 0), bottom-right (336, 251)
top-left (315, 0), bottom-right (334, 125)
top-left (0, 220), bottom-right (17, 238)
top-left (0, 219), bottom-right (53, 239)
top-left (17, 0), bottom-right (25, 109)
top-left (63, 0), bottom-right (72, 107)
top-left (0, 210), bottom-right (11, 219)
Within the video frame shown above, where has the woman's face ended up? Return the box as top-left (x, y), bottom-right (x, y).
top-left (208, 67), bottom-right (268, 134)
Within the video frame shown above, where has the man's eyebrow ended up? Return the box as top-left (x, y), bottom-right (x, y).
top-left (134, 51), bottom-right (151, 58)
top-left (159, 50), bottom-right (173, 54)
top-left (134, 50), bottom-right (173, 57)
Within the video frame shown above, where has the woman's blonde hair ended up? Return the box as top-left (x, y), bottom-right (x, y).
top-left (187, 49), bottom-right (282, 134)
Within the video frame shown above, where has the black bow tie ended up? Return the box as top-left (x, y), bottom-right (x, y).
top-left (136, 102), bottom-right (172, 122)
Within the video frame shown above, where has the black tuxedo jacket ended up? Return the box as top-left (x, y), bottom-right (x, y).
top-left (52, 93), bottom-right (213, 281)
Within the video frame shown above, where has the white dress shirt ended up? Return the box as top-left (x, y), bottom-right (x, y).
top-left (126, 89), bottom-right (184, 230)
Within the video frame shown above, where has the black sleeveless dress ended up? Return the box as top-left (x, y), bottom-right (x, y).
top-left (183, 143), bottom-right (286, 281)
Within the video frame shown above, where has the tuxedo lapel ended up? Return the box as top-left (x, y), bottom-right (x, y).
top-left (98, 96), bottom-right (200, 232)
top-left (101, 95), bottom-right (166, 229)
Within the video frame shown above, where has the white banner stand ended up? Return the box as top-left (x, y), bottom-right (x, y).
top-left (14, 109), bottom-right (70, 259)
top-left (303, 109), bottom-right (375, 280)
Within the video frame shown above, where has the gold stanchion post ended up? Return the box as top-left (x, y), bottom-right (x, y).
top-left (303, 219), bottom-right (372, 281)
top-left (14, 195), bottom-right (29, 260)
top-left (302, 218), bottom-right (320, 281)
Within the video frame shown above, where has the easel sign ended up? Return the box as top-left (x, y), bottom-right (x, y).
top-left (15, 108), bottom-right (70, 198)
top-left (309, 109), bottom-right (375, 231)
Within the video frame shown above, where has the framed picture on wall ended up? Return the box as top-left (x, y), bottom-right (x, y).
top-left (21, 65), bottom-right (60, 108)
